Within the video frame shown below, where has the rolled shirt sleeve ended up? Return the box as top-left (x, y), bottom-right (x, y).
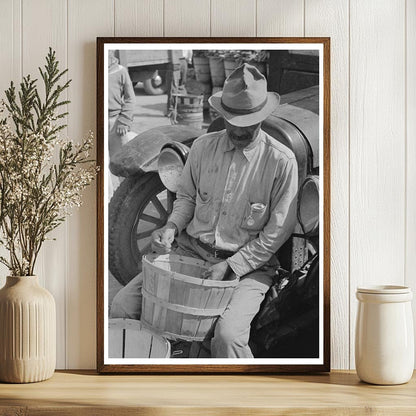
top-left (226, 157), bottom-right (298, 278)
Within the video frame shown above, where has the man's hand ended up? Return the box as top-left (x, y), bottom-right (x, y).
top-left (116, 124), bottom-right (128, 136)
top-left (202, 261), bottom-right (231, 281)
top-left (151, 223), bottom-right (177, 254)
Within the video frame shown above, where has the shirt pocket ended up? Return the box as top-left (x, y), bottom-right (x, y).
top-left (195, 188), bottom-right (213, 224)
top-left (241, 201), bottom-right (269, 232)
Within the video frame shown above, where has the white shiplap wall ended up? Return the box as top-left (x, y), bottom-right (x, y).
top-left (0, 0), bottom-right (414, 370)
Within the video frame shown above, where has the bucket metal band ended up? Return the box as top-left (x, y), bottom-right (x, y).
top-left (142, 288), bottom-right (225, 317)
top-left (140, 320), bottom-right (207, 342)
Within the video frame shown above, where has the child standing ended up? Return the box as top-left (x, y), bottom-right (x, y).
top-left (108, 50), bottom-right (136, 160)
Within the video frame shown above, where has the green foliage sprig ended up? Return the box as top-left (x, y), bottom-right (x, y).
top-left (0, 48), bottom-right (97, 276)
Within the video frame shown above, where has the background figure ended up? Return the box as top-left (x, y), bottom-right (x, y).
top-left (108, 50), bottom-right (136, 160)
top-left (166, 50), bottom-right (191, 115)
top-left (180, 49), bottom-right (192, 86)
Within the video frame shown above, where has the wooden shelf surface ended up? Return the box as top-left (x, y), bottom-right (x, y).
top-left (0, 370), bottom-right (415, 415)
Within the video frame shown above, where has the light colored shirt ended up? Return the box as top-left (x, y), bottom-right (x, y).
top-left (108, 63), bottom-right (135, 128)
top-left (168, 129), bottom-right (298, 277)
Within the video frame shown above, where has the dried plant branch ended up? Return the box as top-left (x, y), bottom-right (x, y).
top-left (0, 48), bottom-right (97, 276)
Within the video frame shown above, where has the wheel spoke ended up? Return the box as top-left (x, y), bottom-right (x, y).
top-left (136, 229), bottom-right (154, 240)
top-left (140, 213), bottom-right (161, 224)
top-left (151, 195), bottom-right (168, 219)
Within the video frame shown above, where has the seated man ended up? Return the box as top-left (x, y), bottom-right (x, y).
top-left (111, 63), bottom-right (298, 358)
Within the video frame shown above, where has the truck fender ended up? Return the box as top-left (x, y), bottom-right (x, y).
top-left (109, 125), bottom-right (203, 178)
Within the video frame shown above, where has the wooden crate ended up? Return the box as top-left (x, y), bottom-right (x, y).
top-left (108, 318), bottom-right (170, 358)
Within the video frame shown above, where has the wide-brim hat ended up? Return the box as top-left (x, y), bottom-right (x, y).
top-left (208, 63), bottom-right (280, 127)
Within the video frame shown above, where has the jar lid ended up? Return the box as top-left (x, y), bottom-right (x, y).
top-left (357, 285), bottom-right (411, 294)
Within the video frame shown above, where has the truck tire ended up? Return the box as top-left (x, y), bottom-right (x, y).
top-left (109, 172), bottom-right (174, 286)
top-left (143, 71), bottom-right (167, 95)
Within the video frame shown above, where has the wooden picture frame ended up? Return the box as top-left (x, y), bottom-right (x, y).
top-left (97, 37), bottom-right (330, 373)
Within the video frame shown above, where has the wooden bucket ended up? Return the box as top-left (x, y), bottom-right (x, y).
top-left (141, 254), bottom-right (239, 341)
top-left (173, 93), bottom-right (204, 129)
top-left (179, 112), bottom-right (204, 129)
top-left (108, 318), bottom-right (171, 358)
top-left (193, 56), bottom-right (211, 83)
top-left (209, 56), bottom-right (226, 87)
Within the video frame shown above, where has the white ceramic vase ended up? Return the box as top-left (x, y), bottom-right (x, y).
top-left (355, 285), bottom-right (414, 385)
top-left (0, 276), bottom-right (56, 383)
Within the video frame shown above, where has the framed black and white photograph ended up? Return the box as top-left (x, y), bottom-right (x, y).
top-left (96, 37), bottom-right (330, 373)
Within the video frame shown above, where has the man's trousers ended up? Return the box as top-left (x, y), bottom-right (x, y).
top-left (110, 232), bottom-right (274, 358)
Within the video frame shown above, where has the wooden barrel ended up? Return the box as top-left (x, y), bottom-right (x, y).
top-left (224, 58), bottom-right (240, 77)
top-left (298, 175), bottom-right (319, 235)
top-left (108, 318), bottom-right (171, 358)
top-left (178, 112), bottom-right (204, 129)
top-left (173, 93), bottom-right (204, 129)
top-left (209, 56), bottom-right (226, 87)
top-left (141, 254), bottom-right (239, 342)
top-left (193, 56), bottom-right (211, 83)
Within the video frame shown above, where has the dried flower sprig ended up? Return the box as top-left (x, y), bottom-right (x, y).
top-left (0, 48), bottom-right (97, 276)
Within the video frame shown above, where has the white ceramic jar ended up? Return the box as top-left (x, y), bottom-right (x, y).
top-left (355, 285), bottom-right (414, 385)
